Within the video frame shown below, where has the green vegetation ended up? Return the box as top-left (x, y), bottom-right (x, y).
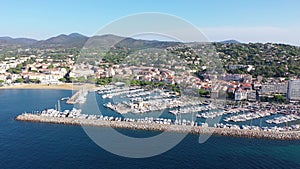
top-left (27, 78), bottom-right (41, 84)
top-left (22, 58), bottom-right (34, 66)
top-left (260, 94), bottom-right (286, 103)
top-left (96, 77), bottom-right (113, 85)
top-left (2, 40), bottom-right (300, 79)
top-left (197, 89), bottom-right (210, 96)
top-left (7, 63), bottom-right (23, 74)
top-left (14, 78), bottom-right (24, 83)
top-left (7, 68), bottom-right (21, 74)
top-left (168, 43), bottom-right (300, 78)
top-left (129, 79), bottom-right (152, 86)
top-left (68, 76), bottom-right (97, 84)
top-left (59, 78), bottom-right (66, 82)
top-left (74, 76), bottom-right (86, 83)
top-left (214, 43), bottom-right (300, 77)
top-left (68, 77), bottom-right (75, 83)
top-left (47, 64), bottom-right (54, 69)
top-left (128, 79), bottom-right (181, 93)
top-left (102, 47), bottom-right (130, 64)
top-left (227, 92), bottom-right (235, 99)
top-left (274, 94), bottom-right (286, 103)
top-left (13, 78), bottom-right (40, 84)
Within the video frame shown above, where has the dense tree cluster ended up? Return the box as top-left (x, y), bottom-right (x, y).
top-left (214, 43), bottom-right (300, 77)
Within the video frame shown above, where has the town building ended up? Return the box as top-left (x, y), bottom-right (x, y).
top-left (261, 82), bottom-right (287, 95)
top-left (235, 88), bottom-right (247, 101)
top-left (287, 79), bottom-right (300, 101)
top-left (247, 90), bottom-right (257, 101)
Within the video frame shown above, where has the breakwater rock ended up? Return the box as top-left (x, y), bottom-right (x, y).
top-left (16, 114), bottom-right (300, 140)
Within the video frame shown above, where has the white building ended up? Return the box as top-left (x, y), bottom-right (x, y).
top-left (70, 68), bottom-right (94, 78)
top-left (39, 74), bottom-right (62, 84)
top-left (247, 90), bottom-right (257, 101)
top-left (261, 83), bottom-right (287, 95)
top-left (275, 83), bottom-right (288, 94)
top-left (0, 68), bottom-right (6, 74)
top-left (0, 74), bottom-right (7, 81)
top-left (105, 67), bottom-right (115, 77)
top-left (288, 80), bottom-right (300, 101)
top-left (261, 84), bottom-right (275, 94)
top-left (235, 88), bottom-right (247, 101)
top-left (22, 72), bottom-right (63, 84)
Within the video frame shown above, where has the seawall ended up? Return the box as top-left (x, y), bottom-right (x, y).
top-left (15, 114), bottom-right (300, 140)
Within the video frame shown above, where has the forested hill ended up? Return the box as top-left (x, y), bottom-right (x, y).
top-left (213, 43), bottom-right (300, 77)
top-left (1, 33), bottom-right (300, 78)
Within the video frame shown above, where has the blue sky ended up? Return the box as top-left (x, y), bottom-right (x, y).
top-left (1, 0), bottom-right (300, 45)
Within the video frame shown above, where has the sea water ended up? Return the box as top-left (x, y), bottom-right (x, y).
top-left (0, 89), bottom-right (300, 169)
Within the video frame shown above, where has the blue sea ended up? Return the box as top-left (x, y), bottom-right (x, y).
top-left (1, 89), bottom-right (300, 169)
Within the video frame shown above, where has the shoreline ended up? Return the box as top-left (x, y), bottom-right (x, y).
top-left (15, 113), bottom-right (300, 140)
top-left (0, 83), bottom-right (97, 91)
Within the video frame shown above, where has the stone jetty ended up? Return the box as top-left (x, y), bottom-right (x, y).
top-left (66, 89), bottom-right (88, 104)
top-left (66, 91), bottom-right (80, 104)
top-left (15, 113), bottom-right (300, 140)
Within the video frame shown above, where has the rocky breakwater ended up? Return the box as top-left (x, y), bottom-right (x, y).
top-left (15, 113), bottom-right (300, 140)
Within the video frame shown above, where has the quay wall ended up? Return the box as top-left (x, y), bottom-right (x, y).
top-left (66, 91), bottom-right (79, 104)
top-left (15, 114), bottom-right (300, 140)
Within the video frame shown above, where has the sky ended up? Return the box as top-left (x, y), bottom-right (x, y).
top-left (1, 0), bottom-right (300, 45)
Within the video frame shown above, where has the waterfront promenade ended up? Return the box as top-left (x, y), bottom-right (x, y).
top-left (16, 113), bottom-right (300, 140)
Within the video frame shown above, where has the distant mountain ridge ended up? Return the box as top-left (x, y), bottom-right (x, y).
top-left (0, 36), bottom-right (37, 47)
top-left (0, 33), bottom-right (182, 49)
top-left (0, 33), bottom-right (266, 49)
top-left (218, 39), bottom-right (241, 44)
top-left (35, 33), bottom-right (89, 48)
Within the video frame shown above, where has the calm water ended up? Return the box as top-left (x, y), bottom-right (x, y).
top-left (1, 89), bottom-right (300, 169)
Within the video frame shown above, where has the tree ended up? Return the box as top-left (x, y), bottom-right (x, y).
top-left (274, 94), bottom-right (286, 103)
top-left (69, 77), bottom-right (75, 83)
top-left (76, 76), bottom-right (86, 83)
top-left (59, 78), bottom-right (67, 83)
top-left (197, 89), bottom-right (210, 96)
top-left (29, 79), bottom-right (41, 84)
top-left (96, 77), bottom-right (113, 85)
top-left (7, 68), bottom-right (21, 74)
top-left (14, 78), bottom-right (24, 83)
top-left (47, 64), bottom-right (54, 69)
top-left (227, 92), bottom-right (234, 99)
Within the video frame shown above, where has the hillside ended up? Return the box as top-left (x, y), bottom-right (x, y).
top-left (1, 33), bottom-right (300, 78)
top-left (214, 42), bottom-right (300, 77)
top-left (0, 37), bottom-right (37, 47)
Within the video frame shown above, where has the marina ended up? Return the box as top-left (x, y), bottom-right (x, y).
top-left (99, 85), bottom-right (199, 114)
top-left (95, 85), bottom-right (300, 130)
top-left (102, 88), bottom-right (144, 99)
top-left (266, 114), bottom-right (300, 124)
top-left (170, 104), bottom-right (210, 115)
top-left (16, 108), bottom-right (300, 140)
top-left (196, 108), bottom-right (244, 119)
top-left (3, 88), bottom-right (300, 169)
top-left (12, 85), bottom-right (300, 141)
top-left (224, 111), bottom-right (277, 122)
